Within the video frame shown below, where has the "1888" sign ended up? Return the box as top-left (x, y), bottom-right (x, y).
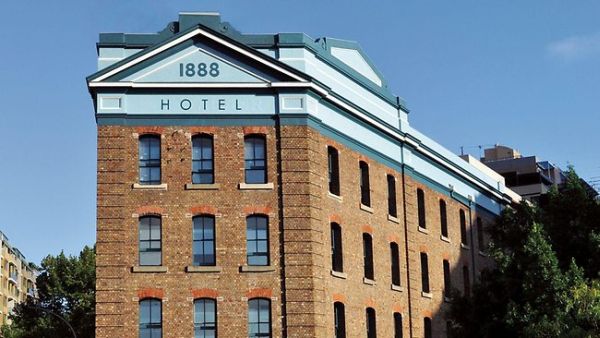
top-left (179, 62), bottom-right (220, 77)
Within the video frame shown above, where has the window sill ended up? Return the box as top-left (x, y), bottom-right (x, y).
top-left (387, 215), bottom-right (400, 224)
top-left (440, 235), bottom-right (451, 243)
top-left (185, 183), bottom-right (220, 190)
top-left (239, 265), bottom-right (275, 273)
top-left (238, 182), bottom-right (274, 190)
top-left (328, 192), bottom-right (343, 202)
top-left (363, 277), bottom-right (376, 285)
top-left (418, 227), bottom-right (429, 234)
top-left (330, 270), bottom-right (347, 279)
top-left (478, 250), bottom-right (488, 257)
top-left (186, 265), bottom-right (222, 273)
top-left (391, 284), bottom-right (404, 292)
top-left (360, 204), bottom-right (374, 214)
top-left (132, 266), bottom-right (168, 273)
top-left (461, 243), bottom-right (470, 250)
top-left (132, 183), bottom-right (168, 190)
top-left (421, 291), bottom-right (433, 299)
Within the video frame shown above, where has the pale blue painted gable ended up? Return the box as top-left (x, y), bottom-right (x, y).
top-left (121, 44), bottom-right (268, 83)
top-left (330, 47), bottom-right (382, 87)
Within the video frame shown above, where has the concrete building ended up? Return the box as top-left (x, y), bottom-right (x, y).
top-left (480, 145), bottom-right (597, 201)
top-left (0, 231), bottom-right (37, 325)
top-left (87, 13), bottom-right (520, 338)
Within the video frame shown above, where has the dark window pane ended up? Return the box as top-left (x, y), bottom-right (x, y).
top-left (328, 147), bottom-right (340, 195)
top-left (421, 252), bottom-right (429, 293)
top-left (194, 299), bottom-right (217, 338)
top-left (463, 266), bottom-right (470, 296)
top-left (247, 216), bottom-right (269, 266)
top-left (460, 210), bottom-right (468, 245)
top-left (244, 136), bottom-right (267, 184)
top-left (424, 317), bottom-right (432, 338)
top-left (391, 243), bottom-right (401, 286)
top-left (477, 217), bottom-right (484, 251)
top-left (334, 302), bottom-right (346, 338)
top-left (394, 312), bottom-right (403, 338)
top-left (360, 162), bottom-right (371, 206)
top-left (331, 223), bottom-right (344, 272)
top-left (193, 216), bottom-right (216, 266)
top-left (366, 308), bottom-right (376, 338)
top-left (417, 189), bottom-right (426, 229)
top-left (192, 135), bottom-right (215, 184)
top-left (248, 299), bottom-right (271, 338)
top-left (440, 200), bottom-right (448, 237)
top-left (443, 260), bottom-right (451, 298)
top-left (388, 175), bottom-right (397, 217)
top-left (139, 299), bottom-right (161, 338)
top-left (363, 234), bottom-right (374, 280)
top-left (139, 135), bottom-right (161, 185)
top-left (139, 217), bottom-right (161, 266)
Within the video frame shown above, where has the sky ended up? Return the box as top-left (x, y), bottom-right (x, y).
top-left (0, 1), bottom-right (599, 264)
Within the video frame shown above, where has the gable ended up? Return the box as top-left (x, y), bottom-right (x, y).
top-left (330, 47), bottom-right (382, 87)
top-left (88, 26), bottom-right (308, 86)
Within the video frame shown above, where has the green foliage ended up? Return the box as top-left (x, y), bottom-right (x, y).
top-left (1, 246), bottom-right (95, 338)
top-left (448, 169), bottom-right (600, 337)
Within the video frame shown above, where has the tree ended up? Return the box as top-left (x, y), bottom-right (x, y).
top-left (448, 169), bottom-right (600, 337)
top-left (1, 246), bottom-right (95, 338)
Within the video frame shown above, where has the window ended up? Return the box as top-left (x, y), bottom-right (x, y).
top-left (417, 189), bottom-right (426, 229)
top-left (443, 260), bottom-right (451, 299)
top-left (331, 223), bottom-right (343, 273)
top-left (476, 217), bottom-right (484, 250)
top-left (439, 200), bottom-right (448, 238)
top-left (420, 252), bottom-right (429, 293)
top-left (366, 307), bottom-right (377, 338)
top-left (334, 302), bottom-right (346, 338)
top-left (246, 215), bottom-right (269, 266)
top-left (194, 298), bottom-right (216, 338)
top-left (139, 135), bottom-right (161, 185)
top-left (387, 175), bottom-right (397, 217)
top-left (463, 266), bottom-right (470, 296)
top-left (248, 298), bottom-right (271, 338)
top-left (390, 242), bottom-right (401, 286)
top-left (244, 135), bottom-right (267, 184)
top-left (363, 233), bottom-right (374, 280)
top-left (424, 317), bottom-right (432, 338)
top-left (460, 210), bottom-right (468, 246)
top-left (359, 161), bottom-right (371, 207)
top-left (192, 135), bottom-right (214, 184)
top-left (328, 146), bottom-right (340, 196)
top-left (139, 299), bottom-right (161, 338)
top-left (394, 312), bottom-right (403, 338)
top-left (139, 216), bottom-right (161, 266)
top-left (193, 216), bottom-right (215, 266)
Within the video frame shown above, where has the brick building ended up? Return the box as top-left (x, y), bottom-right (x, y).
top-left (87, 13), bottom-right (520, 338)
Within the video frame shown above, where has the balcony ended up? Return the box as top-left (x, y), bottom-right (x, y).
top-left (8, 272), bottom-right (18, 284)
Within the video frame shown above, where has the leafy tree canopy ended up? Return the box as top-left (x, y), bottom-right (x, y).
top-left (1, 246), bottom-right (95, 338)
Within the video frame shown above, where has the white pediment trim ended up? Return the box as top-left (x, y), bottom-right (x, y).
top-left (90, 27), bottom-right (308, 83)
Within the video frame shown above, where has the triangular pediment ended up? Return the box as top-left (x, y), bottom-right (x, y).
top-left (88, 26), bottom-right (308, 86)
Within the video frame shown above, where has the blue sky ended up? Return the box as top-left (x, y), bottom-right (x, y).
top-left (1, 1), bottom-right (599, 264)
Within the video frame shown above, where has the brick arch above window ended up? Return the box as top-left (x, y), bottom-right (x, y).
top-left (136, 206), bottom-right (165, 217)
top-left (243, 126), bottom-right (269, 135)
top-left (332, 293), bottom-right (346, 303)
top-left (138, 288), bottom-right (164, 300)
top-left (189, 127), bottom-right (217, 135)
top-left (135, 126), bottom-right (164, 135)
top-left (329, 214), bottom-right (342, 224)
top-left (361, 224), bottom-right (374, 234)
top-left (243, 206), bottom-right (272, 215)
top-left (192, 288), bottom-right (219, 299)
top-left (246, 288), bottom-right (272, 299)
top-left (190, 205), bottom-right (218, 216)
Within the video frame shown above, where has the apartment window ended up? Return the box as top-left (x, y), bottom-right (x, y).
top-left (387, 175), bottom-right (397, 217)
top-left (248, 298), bottom-right (271, 338)
top-left (439, 200), bottom-right (448, 238)
top-left (417, 189), bottom-right (426, 229)
top-left (194, 298), bottom-right (216, 338)
top-left (334, 302), bottom-right (346, 338)
top-left (139, 216), bottom-right (161, 266)
top-left (390, 242), bottom-right (401, 286)
top-left (246, 215), bottom-right (269, 266)
top-left (366, 307), bottom-right (377, 338)
top-left (359, 161), bottom-right (371, 207)
top-left (460, 210), bottom-right (468, 246)
top-left (139, 135), bottom-right (161, 185)
top-left (477, 217), bottom-right (484, 250)
top-left (244, 135), bottom-right (267, 184)
top-left (328, 146), bottom-right (340, 196)
top-left (192, 135), bottom-right (214, 184)
top-left (363, 233), bottom-right (374, 280)
top-left (463, 266), bottom-right (470, 296)
top-left (424, 317), bottom-right (432, 338)
top-left (420, 252), bottom-right (429, 293)
top-left (443, 260), bottom-right (451, 299)
top-left (331, 223), bottom-right (344, 273)
top-left (394, 312), bottom-right (403, 338)
top-left (192, 215), bottom-right (215, 266)
top-left (139, 299), bottom-right (161, 338)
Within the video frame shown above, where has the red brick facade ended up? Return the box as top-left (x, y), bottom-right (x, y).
top-left (96, 124), bottom-right (495, 338)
